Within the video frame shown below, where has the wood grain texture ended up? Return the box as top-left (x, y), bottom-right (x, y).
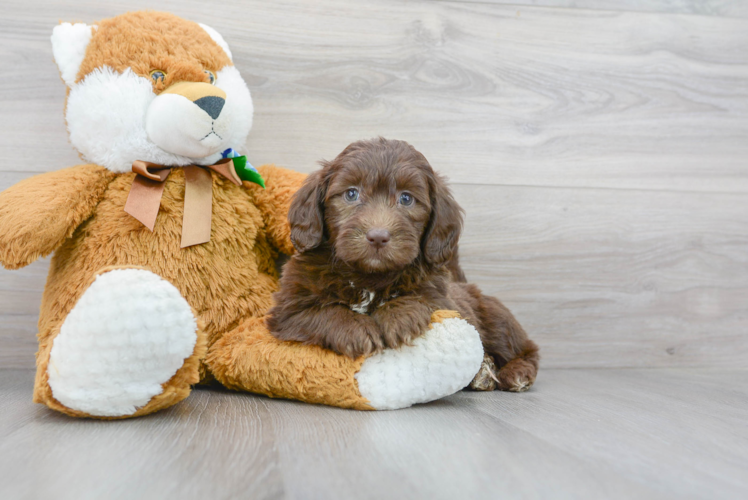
top-left (455, 183), bottom-right (748, 368)
top-left (1, 0), bottom-right (747, 192)
top-left (1, 368), bottom-right (747, 499)
top-left (1, 0), bottom-right (747, 369)
top-left (444, 0), bottom-right (748, 18)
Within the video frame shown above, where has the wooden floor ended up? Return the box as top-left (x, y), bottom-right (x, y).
top-left (1, 0), bottom-right (747, 498)
top-left (0, 368), bottom-right (746, 499)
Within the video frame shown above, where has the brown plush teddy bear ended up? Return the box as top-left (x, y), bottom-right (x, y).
top-left (0, 11), bottom-right (484, 418)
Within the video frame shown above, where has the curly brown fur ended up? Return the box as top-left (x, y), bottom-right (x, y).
top-left (267, 137), bottom-right (539, 391)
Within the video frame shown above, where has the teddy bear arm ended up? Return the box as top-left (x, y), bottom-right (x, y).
top-left (0, 164), bottom-right (114, 269)
top-left (247, 164), bottom-right (308, 256)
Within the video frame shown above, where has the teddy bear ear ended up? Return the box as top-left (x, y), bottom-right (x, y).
top-left (51, 23), bottom-right (97, 87)
top-left (198, 23), bottom-right (233, 62)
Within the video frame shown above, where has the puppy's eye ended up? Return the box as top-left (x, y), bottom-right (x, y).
top-left (204, 70), bottom-right (216, 85)
top-left (399, 192), bottom-right (414, 206)
top-left (344, 188), bottom-right (359, 202)
top-left (150, 70), bottom-right (167, 83)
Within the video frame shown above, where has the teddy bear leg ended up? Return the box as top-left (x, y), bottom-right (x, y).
top-left (34, 267), bottom-right (206, 419)
top-left (354, 311), bottom-right (485, 410)
top-left (205, 311), bottom-right (484, 410)
top-left (205, 316), bottom-right (374, 409)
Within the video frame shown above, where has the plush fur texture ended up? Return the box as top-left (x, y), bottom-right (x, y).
top-left (33, 264), bottom-right (208, 419)
top-left (0, 164), bottom-right (115, 269)
top-left (208, 311), bottom-right (482, 411)
top-left (75, 12), bottom-right (231, 85)
top-left (48, 268), bottom-right (199, 416)
top-left (207, 316), bottom-right (373, 410)
top-left (2, 12), bottom-right (303, 418)
top-left (268, 138), bottom-right (540, 391)
top-left (198, 23), bottom-right (233, 61)
top-left (355, 311), bottom-right (484, 410)
top-left (58, 11), bottom-right (251, 172)
top-left (0, 12), bottom-right (485, 417)
top-left (51, 23), bottom-right (96, 86)
top-left (22, 164), bottom-right (303, 417)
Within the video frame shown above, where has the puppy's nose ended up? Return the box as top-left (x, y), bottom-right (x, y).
top-left (194, 95), bottom-right (225, 119)
top-left (366, 228), bottom-right (391, 249)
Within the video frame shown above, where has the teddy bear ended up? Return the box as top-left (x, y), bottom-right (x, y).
top-left (0, 11), bottom-right (484, 418)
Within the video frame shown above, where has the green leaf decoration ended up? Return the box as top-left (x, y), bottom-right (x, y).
top-left (233, 156), bottom-right (265, 188)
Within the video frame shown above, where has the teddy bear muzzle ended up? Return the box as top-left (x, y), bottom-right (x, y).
top-left (145, 81), bottom-right (230, 158)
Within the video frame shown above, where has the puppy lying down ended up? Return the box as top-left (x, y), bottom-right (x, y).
top-left (267, 138), bottom-right (539, 392)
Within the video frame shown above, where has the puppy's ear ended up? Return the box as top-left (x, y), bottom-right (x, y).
top-left (289, 168), bottom-right (327, 252)
top-left (423, 173), bottom-right (464, 266)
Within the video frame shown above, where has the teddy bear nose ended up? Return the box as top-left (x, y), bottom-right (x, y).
top-left (194, 95), bottom-right (225, 119)
top-left (366, 228), bottom-right (391, 249)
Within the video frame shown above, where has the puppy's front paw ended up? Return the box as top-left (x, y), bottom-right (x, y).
top-left (334, 317), bottom-right (385, 359)
top-left (372, 308), bottom-right (430, 350)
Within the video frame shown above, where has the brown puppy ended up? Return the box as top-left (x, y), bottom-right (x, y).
top-left (267, 138), bottom-right (539, 391)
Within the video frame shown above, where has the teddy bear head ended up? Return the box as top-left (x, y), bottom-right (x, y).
top-left (51, 11), bottom-right (253, 173)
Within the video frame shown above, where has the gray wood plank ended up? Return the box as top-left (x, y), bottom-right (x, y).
top-left (454, 183), bottom-right (748, 369)
top-left (460, 368), bottom-right (748, 498)
top-left (0, 373), bottom-right (284, 500)
top-left (0, 0), bottom-right (747, 192)
top-left (445, 0), bottom-right (748, 19)
top-left (1, 368), bottom-right (746, 499)
top-left (0, 318), bottom-right (37, 370)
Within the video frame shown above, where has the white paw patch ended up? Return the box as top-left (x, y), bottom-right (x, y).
top-left (355, 318), bottom-right (484, 410)
top-left (47, 269), bottom-right (198, 417)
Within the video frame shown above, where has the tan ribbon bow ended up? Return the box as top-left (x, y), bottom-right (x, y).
top-left (124, 159), bottom-right (242, 248)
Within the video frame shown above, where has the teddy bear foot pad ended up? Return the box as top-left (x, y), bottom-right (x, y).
top-left (47, 269), bottom-right (199, 417)
top-left (356, 315), bottom-right (484, 410)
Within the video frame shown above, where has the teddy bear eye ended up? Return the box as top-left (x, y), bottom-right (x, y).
top-left (399, 192), bottom-right (414, 206)
top-left (344, 188), bottom-right (359, 202)
top-left (150, 70), bottom-right (166, 83)
top-left (205, 70), bottom-right (216, 85)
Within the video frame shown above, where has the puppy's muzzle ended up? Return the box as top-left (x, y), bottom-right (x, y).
top-left (366, 228), bottom-right (391, 249)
